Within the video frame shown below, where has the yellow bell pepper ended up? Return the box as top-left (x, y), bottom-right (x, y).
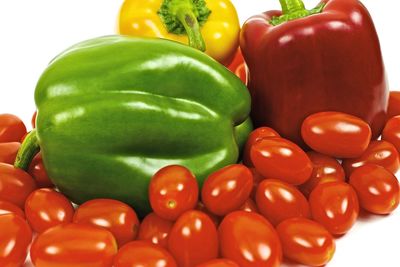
top-left (118, 0), bottom-right (240, 65)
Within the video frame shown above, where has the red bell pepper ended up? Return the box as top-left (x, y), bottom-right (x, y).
top-left (241, 0), bottom-right (388, 146)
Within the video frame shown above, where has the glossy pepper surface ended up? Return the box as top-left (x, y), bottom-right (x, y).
top-left (14, 36), bottom-right (251, 216)
top-left (241, 0), bottom-right (388, 146)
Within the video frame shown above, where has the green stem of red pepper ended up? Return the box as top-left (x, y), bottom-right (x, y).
top-left (271, 0), bottom-right (325, 26)
top-left (14, 129), bottom-right (40, 171)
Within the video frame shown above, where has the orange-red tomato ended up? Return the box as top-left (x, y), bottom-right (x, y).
top-left (0, 163), bottom-right (37, 208)
top-left (138, 212), bottom-right (173, 248)
top-left (30, 223), bottom-right (117, 267)
top-left (168, 210), bottom-right (218, 267)
top-left (387, 91), bottom-right (400, 119)
top-left (349, 164), bottom-right (399, 214)
top-left (301, 112), bottom-right (371, 158)
top-left (114, 240), bottom-right (177, 267)
top-left (32, 111), bottom-right (37, 128)
top-left (219, 211), bottom-right (282, 267)
top-left (28, 152), bottom-right (53, 188)
top-left (196, 202), bottom-right (221, 227)
top-left (73, 198), bottom-right (139, 247)
top-left (256, 179), bottom-right (310, 226)
top-left (0, 200), bottom-right (25, 218)
top-left (196, 259), bottom-right (240, 267)
top-left (382, 116), bottom-right (400, 154)
top-left (276, 217), bottom-right (336, 266)
top-left (227, 48), bottom-right (247, 85)
top-left (149, 165), bottom-right (199, 221)
top-left (250, 137), bottom-right (312, 185)
top-left (243, 127), bottom-right (280, 166)
top-left (0, 142), bottom-right (20, 164)
top-left (239, 198), bottom-right (259, 213)
top-left (0, 213), bottom-right (32, 267)
top-left (0, 114), bottom-right (27, 143)
top-left (250, 168), bottom-right (265, 199)
top-left (25, 188), bottom-right (74, 233)
top-left (299, 152), bottom-right (346, 198)
top-left (202, 164), bottom-right (253, 216)
top-left (309, 181), bottom-right (359, 235)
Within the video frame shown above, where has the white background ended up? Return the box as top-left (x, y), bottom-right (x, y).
top-left (0, 1), bottom-right (399, 266)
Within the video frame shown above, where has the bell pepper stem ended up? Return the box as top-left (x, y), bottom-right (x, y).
top-left (271, 0), bottom-right (325, 26)
top-left (176, 8), bottom-right (206, 51)
top-left (279, 0), bottom-right (306, 14)
top-left (14, 129), bottom-right (40, 171)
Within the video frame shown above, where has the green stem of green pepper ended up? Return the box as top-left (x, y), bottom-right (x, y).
top-left (270, 0), bottom-right (325, 26)
top-left (14, 129), bottom-right (40, 171)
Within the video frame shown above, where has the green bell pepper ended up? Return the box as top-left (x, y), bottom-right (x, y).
top-left (15, 36), bottom-right (252, 215)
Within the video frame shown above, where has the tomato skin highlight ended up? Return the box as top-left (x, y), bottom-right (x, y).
top-left (219, 211), bottom-right (282, 267)
top-left (250, 137), bottom-right (313, 185)
top-left (202, 164), bottom-right (253, 216)
top-left (168, 210), bottom-right (219, 267)
top-left (0, 142), bottom-right (20, 165)
top-left (309, 181), bottom-right (359, 235)
top-left (0, 200), bottom-right (25, 218)
top-left (349, 164), bottom-right (400, 215)
top-left (256, 179), bottom-right (311, 226)
top-left (0, 213), bottom-right (32, 267)
top-left (138, 212), bottom-right (173, 248)
top-left (28, 152), bottom-right (53, 188)
top-left (276, 217), bottom-right (336, 267)
top-left (301, 112), bottom-right (371, 158)
top-left (113, 240), bottom-right (177, 267)
top-left (0, 114), bottom-right (27, 143)
top-left (382, 116), bottom-right (400, 155)
top-left (196, 258), bottom-right (240, 267)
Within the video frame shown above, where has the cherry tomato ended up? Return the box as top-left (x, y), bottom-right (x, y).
top-left (196, 202), bottom-right (221, 227)
top-left (256, 179), bottom-right (310, 226)
top-left (138, 212), bottom-right (173, 248)
top-left (149, 165), bottom-right (198, 221)
top-left (0, 163), bottom-right (37, 208)
top-left (32, 111), bottom-right (37, 128)
top-left (250, 168), bottom-right (266, 199)
top-left (202, 164), bottom-right (253, 216)
top-left (382, 116), bottom-right (400, 154)
top-left (28, 152), bottom-right (53, 188)
top-left (243, 127), bottom-right (280, 167)
top-left (114, 240), bottom-right (177, 267)
top-left (0, 200), bottom-right (25, 218)
top-left (74, 198), bottom-right (139, 247)
top-left (168, 210), bottom-right (218, 267)
top-left (30, 223), bottom-right (117, 267)
top-left (219, 211), bottom-right (282, 267)
top-left (0, 142), bottom-right (20, 164)
top-left (196, 259), bottom-right (240, 267)
top-left (0, 214), bottom-right (32, 267)
top-left (349, 164), bottom-right (399, 214)
top-left (387, 91), bottom-right (400, 119)
top-left (239, 198), bottom-right (259, 213)
top-left (276, 217), bottom-right (335, 266)
top-left (309, 181), bottom-right (359, 235)
top-left (0, 114), bottom-right (27, 143)
top-left (25, 188), bottom-right (74, 233)
top-left (299, 151), bottom-right (346, 198)
top-left (301, 112), bottom-right (371, 158)
top-left (250, 137), bottom-right (313, 185)
top-left (227, 48), bottom-right (247, 85)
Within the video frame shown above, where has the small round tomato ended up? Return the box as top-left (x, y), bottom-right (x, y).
top-left (0, 200), bottom-right (25, 218)
top-left (256, 179), bottom-right (310, 226)
top-left (382, 116), bottom-right (400, 154)
top-left (0, 142), bottom-right (20, 164)
top-left (309, 181), bottom-right (359, 235)
top-left (202, 164), bottom-right (253, 216)
top-left (25, 188), bottom-right (74, 233)
top-left (250, 137), bottom-right (313, 185)
top-left (168, 210), bottom-right (218, 267)
top-left (74, 198), bottom-right (139, 247)
top-left (32, 111), bottom-right (37, 128)
top-left (149, 165), bottom-right (198, 221)
top-left (0, 114), bottom-right (27, 143)
top-left (30, 223), bottom-right (117, 267)
top-left (387, 91), bottom-right (400, 119)
top-left (0, 214), bottom-right (32, 266)
top-left (28, 152), bottom-right (53, 188)
top-left (196, 259), bottom-right (240, 267)
top-left (349, 164), bottom-right (400, 214)
top-left (299, 152), bottom-right (346, 197)
top-left (276, 217), bottom-right (336, 266)
top-left (219, 211), bottom-right (282, 267)
top-left (196, 202), bottom-right (221, 227)
top-left (239, 198), bottom-right (259, 213)
top-left (227, 48), bottom-right (247, 85)
top-left (138, 212), bottom-right (173, 248)
top-left (0, 163), bottom-right (37, 208)
top-left (301, 112), bottom-right (371, 158)
top-left (243, 127), bottom-right (280, 166)
top-left (342, 140), bottom-right (400, 176)
top-left (114, 240), bottom-right (177, 267)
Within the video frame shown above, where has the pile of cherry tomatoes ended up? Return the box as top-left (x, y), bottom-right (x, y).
top-left (1, 92), bottom-right (400, 267)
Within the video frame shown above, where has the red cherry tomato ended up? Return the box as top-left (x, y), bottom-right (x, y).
top-left (219, 211), bottom-right (282, 267)
top-left (202, 164), bottom-right (253, 216)
top-left (149, 165), bottom-right (199, 221)
top-left (0, 200), bottom-right (25, 218)
top-left (196, 202), bottom-right (221, 227)
top-left (301, 112), bottom-right (372, 158)
top-left (30, 223), bottom-right (117, 267)
top-left (74, 198), bottom-right (139, 247)
top-left (349, 164), bottom-right (400, 214)
top-left (32, 111), bottom-right (37, 128)
top-left (243, 127), bottom-right (280, 167)
top-left (25, 188), bottom-right (74, 233)
top-left (196, 259), bottom-right (240, 267)
top-left (250, 168), bottom-right (266, 199)
top-left (0, 142), bottom-right (20, 164)
top-left (256, 179), bottom-right (310, 226)
top-left (114, 240), bottom-right (177, 267)
top-left (0, 213), bottom-right (32, 266)
top-left (239, 198), bottom-right (259, 213)
top-left (382, 116), bottom-right (400, 154)
top-left (251, 137), bottom-right (313, 185)
top-left (0, 163), bottom-right (37, 208)
top-left (168, 210), bottom-right (218, 267)
top-left (299, 152), bottom-right (346, 198)
top-left (28, 152), bottom-right (53, 188)
top-left (227, 48), bottom-right (247, 84)
top-left (276, 217), bottom-right (336, 266)
top-left (309, 181), bottom-right (359, 235)
top-left (138, 212), bottom-right (173, 248)
top-left (0, 114), bottom-right (27, 143)
top-left (387, 91), bottom-right (400, 119)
